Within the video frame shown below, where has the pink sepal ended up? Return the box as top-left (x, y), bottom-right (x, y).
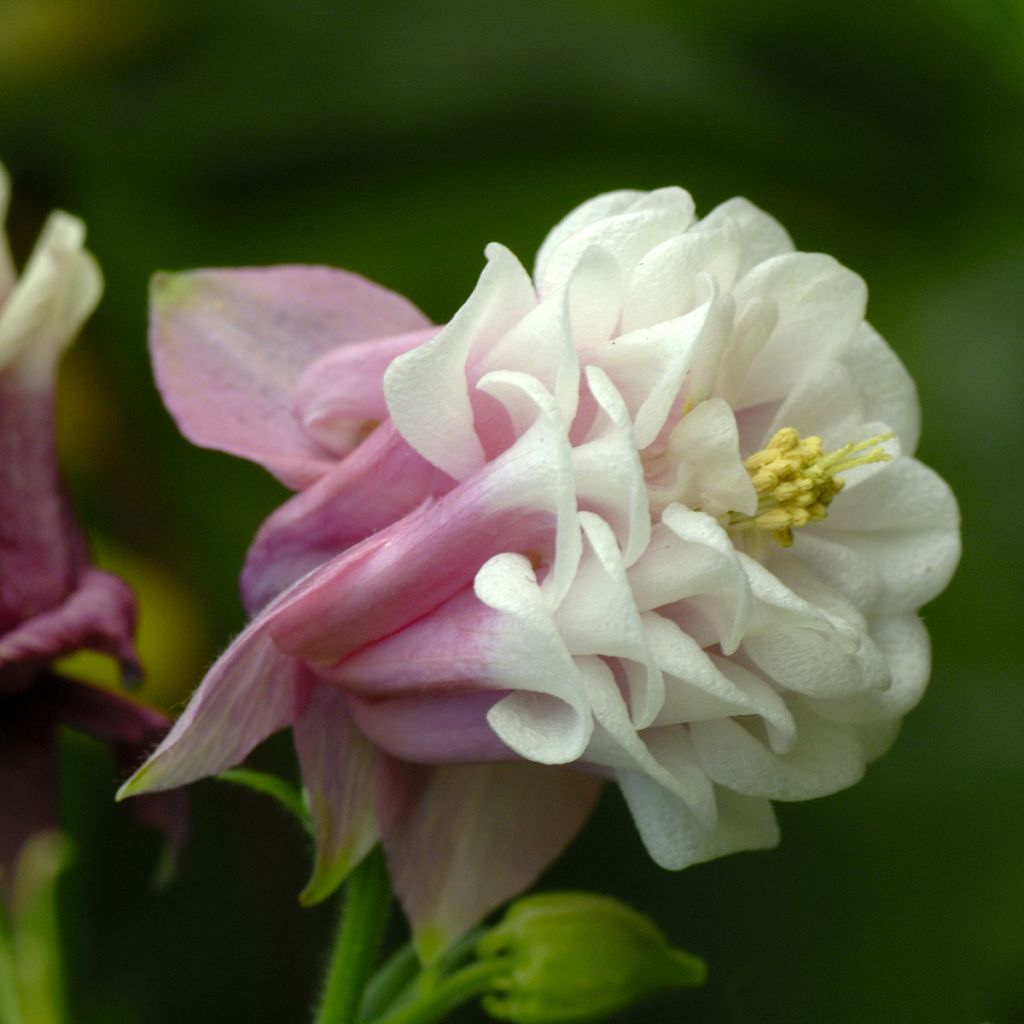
top-left (149, 267), bottom-right (430, 487)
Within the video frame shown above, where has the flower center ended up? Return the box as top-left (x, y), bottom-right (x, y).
top-left (729, 427), bottom-right (894, 548)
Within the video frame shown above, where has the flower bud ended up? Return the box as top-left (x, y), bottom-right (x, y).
top-left (476, 891), bottom-right (706, 1023)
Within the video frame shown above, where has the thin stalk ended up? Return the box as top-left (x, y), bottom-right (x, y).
top-left (371, 959), bottom-right (511, 1024)
top-left (313, 848), bottom-right (391, 1024)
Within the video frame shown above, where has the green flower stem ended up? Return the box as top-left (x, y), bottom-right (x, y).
top-left (314, 848), bottom-right (391, 1024)
top-left (358, 943), bottom-right (420, 1022)
top-left (0, 924), bottom-right (25, 1024)
top-left (371, 959), bottom-right (511, 1024)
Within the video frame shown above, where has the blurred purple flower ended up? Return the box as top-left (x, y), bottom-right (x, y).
top-left (0, 164), bottom-right (184, 890)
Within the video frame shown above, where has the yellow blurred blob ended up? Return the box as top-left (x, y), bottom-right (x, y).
top-left (0, 0), bottom-right (159, 88)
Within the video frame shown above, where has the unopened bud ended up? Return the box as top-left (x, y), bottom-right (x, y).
top-left (476, 891), bottom-right (706, 1023)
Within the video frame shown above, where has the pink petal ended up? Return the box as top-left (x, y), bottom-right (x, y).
top-left (348, 690), bottom-right (514, 764)
top-left (241, 423), bottom-right (455, 613)
top-left (267, 397), bottom-right (579, 665)
top-left (379, 761), bottom-right (602, 962)
top-left (0, 568), bottom-right (138, 671)
top-left (117, 614), bottom-right (302, 798)
top-left (293, 327), bottom-right (439, 456)
top-left (292, 682), bottom-right (381, 905)
top-left (150, 268), bottom-right (430, 487)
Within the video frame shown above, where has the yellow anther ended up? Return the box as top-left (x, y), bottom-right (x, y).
top-left (728, 427), bottom-right (894, 549)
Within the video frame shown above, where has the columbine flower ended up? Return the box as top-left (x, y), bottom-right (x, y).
top-left (0, 164), bottom-right (182, 886)
top-left (122, 188), bottom-right (959, 959)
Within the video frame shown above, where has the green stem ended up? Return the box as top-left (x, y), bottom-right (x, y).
top-left (371, 959), bottom-right (510, 1024)
top-left (0, 926), bottom-right (25, 1024)
top-left (358, 943), bottom-right (419, 1022)
top-left (314, 848), bottom-right (391, 1024)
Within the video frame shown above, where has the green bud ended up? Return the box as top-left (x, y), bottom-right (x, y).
top-left (476, 892), bottom-right (706, 1024)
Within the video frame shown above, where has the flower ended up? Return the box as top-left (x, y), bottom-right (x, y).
top-left (122, 188), bottom-right (960, 959)
top-left (0, 163), bottom-right (183, 888)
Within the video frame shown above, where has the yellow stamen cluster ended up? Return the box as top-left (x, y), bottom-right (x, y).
top-left (732, 427), bottom-right (894, 548)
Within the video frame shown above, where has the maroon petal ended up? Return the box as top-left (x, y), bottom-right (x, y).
top-left (0, 568), bottom-right (138, 672)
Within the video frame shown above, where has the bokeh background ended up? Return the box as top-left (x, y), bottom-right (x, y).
top-left (2, 1), bottom-right (1022, 1021)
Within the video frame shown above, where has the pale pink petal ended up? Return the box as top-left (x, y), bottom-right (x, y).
top-left (150, 267), bottom-right (429, 487)
top-left (380, 761), bottom-right (601, 962)
top-left (292, 683), bottom-right (381, 905)
top-left (0, 568), bottom-right (137, 670)
top-left (269, 374), bottom-right (580, 666)
top-left (384, 244), bottom-right (535, 481)
top-left (292, 326), bottom-right (439, 456)
top-left (117, 616), bottom-right (301, 797)
top-left (338, 556), bottom-right (594, 766)
top-left (348, 690), bottom-right (514, 764)
top-left (240, 423), bottom-right (455, 613)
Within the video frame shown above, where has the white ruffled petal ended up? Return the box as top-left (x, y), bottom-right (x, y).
top-left (732, 253), bottom-right (867, 409)
top-left (621, 223), bottom-right (743, 333)
top-left (808, 613), bottom-right (931, 728)
top-left (739, 554), bottom-right (889, 700)
top-left (590, 278), bottom-right (723, 449)
top-left (691, 703), bottom-right (867, 801)
top-left (643, 613), bottom-right (796, 753)
top-left (647, 398), bottom-right (756, 518)
top-left (554, 513), bottom-right (662, 726)
top-left (384, 243), bottom-right (535, 480)
top-left (571, 367), bottom-right (651, 566)
top-left (536, 187), bottom-right (696, 298)
top-left (476, 553), bottom-right (593, 765)
top-left (697, 196), bottom-right (794, 276)
top-left (618, 769), bottom-right (779, 871)
top-left (806, 456), bottom-right (961, 614)
top-left (629, 506), bottom-right (753, 654)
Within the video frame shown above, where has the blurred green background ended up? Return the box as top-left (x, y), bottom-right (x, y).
top-left (2, 0), bottom-right (1022, 1021)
